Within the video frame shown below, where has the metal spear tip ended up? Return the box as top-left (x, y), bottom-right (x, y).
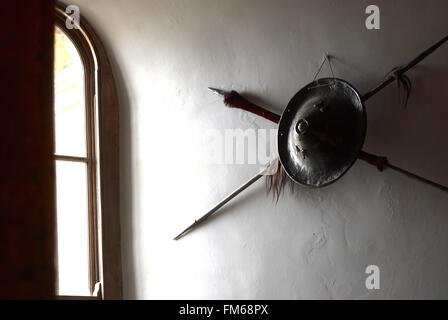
top-left (173, 229), bottom-right (188, 241)
top-left (173, 222), bottom-right (195, 240)
top-left (173, 232), bottom-right (185, 241)
top-left (208, 87), bottom-right (228, 96)
top-left (173, 233), bottom-right (183, 241)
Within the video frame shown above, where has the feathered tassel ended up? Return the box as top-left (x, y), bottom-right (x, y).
top-left (387, 66), bottom-right (412, 108)
top-left (265, 158), bottom-right (294, 202)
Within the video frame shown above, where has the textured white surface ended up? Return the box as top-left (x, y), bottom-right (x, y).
top-left (73, 0), bottom-right (448, 299)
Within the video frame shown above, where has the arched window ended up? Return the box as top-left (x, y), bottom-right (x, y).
top-left (54, 3), bottom-right (122, 299)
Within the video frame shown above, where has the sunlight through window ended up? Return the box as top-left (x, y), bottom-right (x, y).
top-left (54, 27), bottom-right (90, 296)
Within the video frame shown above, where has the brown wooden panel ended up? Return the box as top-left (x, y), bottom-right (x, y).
top-left (0, 1), bottom-right (56, 299)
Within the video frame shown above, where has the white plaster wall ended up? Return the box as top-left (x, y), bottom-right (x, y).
top-left (72, 0), bottom-right (448, 299)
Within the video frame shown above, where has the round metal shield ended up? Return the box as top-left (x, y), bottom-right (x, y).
top-left (277, 78), bottom-right (366, 187)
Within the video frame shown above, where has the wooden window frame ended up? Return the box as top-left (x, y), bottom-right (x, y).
top-left (55, 2), bottom-right (122, 300)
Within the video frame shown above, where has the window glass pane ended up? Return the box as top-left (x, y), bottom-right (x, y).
top-left (56, 160), bottom-right (90, 296)
top-left (54, 27), bottom-right (87, 157)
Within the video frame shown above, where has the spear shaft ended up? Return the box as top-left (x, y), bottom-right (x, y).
top-left (362, 35), bottom-right (448, 102)
top-left (358, 151), bottom-right (448, 193)
top-left (209, 87), bottom-right (281, 123)
top-left (174, 169), bottom-right (267, 240)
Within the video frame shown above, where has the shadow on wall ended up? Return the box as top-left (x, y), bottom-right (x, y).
top-left (107, 51), bottom-right (137, 299)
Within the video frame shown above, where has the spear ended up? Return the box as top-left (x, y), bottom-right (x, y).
top-left (173, 34), bottom-right (448, 240)
top-left (173, 167), bottom-right (268, 240)
top-left (174, 88), bottom-right (447, 241)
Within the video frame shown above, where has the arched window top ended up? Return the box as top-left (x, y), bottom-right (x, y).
top-left (54, 27), bottom-right (86, 157)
